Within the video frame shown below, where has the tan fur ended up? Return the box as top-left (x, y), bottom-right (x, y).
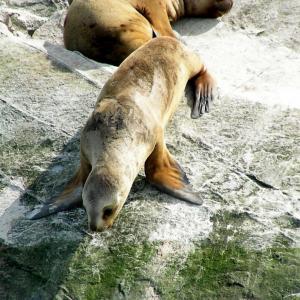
top-left (144, 131), bottom-right (185, 190)
top-left (60, 156), bottom-right (91, 199)
top-left (64, 0), bottom-right (233, 65)
top-left (29, 37), bottom-right (215, 230)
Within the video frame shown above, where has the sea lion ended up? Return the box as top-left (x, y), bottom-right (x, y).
top-left (28, 37), bottom-right (216, 231)
top-left (64, 0), bottom-right (233, 65)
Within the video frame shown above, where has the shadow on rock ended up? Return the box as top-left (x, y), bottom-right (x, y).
top-left (0, 131), bottom-right (87, 300)
top-left (43, 41), bottom-right (116, 74)
top-left (173, 18), bottom-right (219, 36)
top-left (0, 123), bottom-right (152, 299)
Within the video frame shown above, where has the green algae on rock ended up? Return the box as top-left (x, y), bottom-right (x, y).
top-left (160, 245), bottom-right (300, 300)
top-left (59, 242), bottom-right (157, 299)
top-left (154, 211), bottom-right (300, 300)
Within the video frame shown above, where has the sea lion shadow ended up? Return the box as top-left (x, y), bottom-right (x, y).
top-left (43, 41), bottom-right (117, 73)
top-left (0, 131), bottom-right (87, 299)
top-left (173, 18), bottom-right (219, 36)
top-left (1, 127), bottom-right (146, 298)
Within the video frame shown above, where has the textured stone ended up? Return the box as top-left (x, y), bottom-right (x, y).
top-left (33, 9), bottom-right (66, 43)
top-left (0, 0), bottom-right (300, 299)
top-left (7, 0), bottom-right (49, 5)
top-left (224, 0), bottom-right (300, 52)
top-left (3, 0), bottom-right (68, 17)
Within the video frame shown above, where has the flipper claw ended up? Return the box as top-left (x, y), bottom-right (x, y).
top-left (191, 69), bottom-right (216, 119)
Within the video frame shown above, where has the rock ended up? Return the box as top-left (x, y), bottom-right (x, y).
top-left (4, 0), bottom-right (68, 18)
top-left (0, 0), bottom-right (67, 36)
top-left (8, 7), bottom-right (47, 33)
top-left (7, 0), bottom-right (67, 7)
top-left (7, 0), bottom-right (49, 5)
top-left (0, 20), bottom-right (12, 35)
top-left (0, 6), bottom-right (9, 23)
top-left (0, 0), bottom-right (300, 299)
top-left (33, 9), bottom-right (66, 44)
top-left (224, 0), bottom-right (300, 52)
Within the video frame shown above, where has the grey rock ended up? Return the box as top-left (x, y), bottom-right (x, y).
top-left (0, 19), bottom-right (12, 35)
top-left (0, 0), bottom-right (300, 299)
top-left (4, 0), bottom-right (68, 18)
top-left (7, 0), bottom-right (49, 5)
top-left (8, 7), bottom-right (47, 32)
top-left (33, 9), bottom-right (66, 44)
top-left (224, 0), bottom-right (300, 52)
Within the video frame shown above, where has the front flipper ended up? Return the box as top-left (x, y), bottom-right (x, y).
top-left (145, 141), bottom-right (202, 205)
top-left (191, 69), bottom-right (216, 119)
top-left (26, 185), bottom-right (83, 220)
top-left (135, 1), bottom-right (177, 39)
top-left (27, 158), bottom-right (91, 220)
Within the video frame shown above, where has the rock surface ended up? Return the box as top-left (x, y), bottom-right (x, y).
top-left (0, 0), bottom-right (300, 299)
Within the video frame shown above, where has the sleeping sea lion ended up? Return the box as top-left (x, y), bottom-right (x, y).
top-left (64, 0), bottom-right (233, 65)
top-left (28, 37), bottom-right (216, 231)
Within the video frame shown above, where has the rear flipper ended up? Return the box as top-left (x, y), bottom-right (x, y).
top-left (145, 140), bottom-right (203, 205)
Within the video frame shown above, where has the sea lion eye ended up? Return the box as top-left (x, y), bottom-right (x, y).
top-left (103, 207), bottom-right (113, 219)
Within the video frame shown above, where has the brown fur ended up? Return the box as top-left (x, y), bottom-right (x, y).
top-left (29, 37), bottom-right (215, 230)
top-left (64, 0), bottom-right (233, 65)
top-left (145, 143), bottom-right (185, 190)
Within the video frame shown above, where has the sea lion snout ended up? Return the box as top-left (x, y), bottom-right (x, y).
top-left (89, 222), bottom-right (100, 232)
top-left (88, 218), bottom-right (112, 232)
top-left (87, 205), bottom-right (118, 232)
top-left (83, 197), bottom-right (119, 232)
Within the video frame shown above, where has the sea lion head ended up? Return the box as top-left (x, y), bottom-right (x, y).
top-left (213, 0), bottom-right (233, 16)
top-left (185, 0), bottom-right (233, 17)
top-left (82, 169), bottom-right (130, 231)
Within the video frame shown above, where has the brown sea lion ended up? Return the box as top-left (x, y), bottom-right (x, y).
top-left (28, 37), bottom-right (216, 231)
top-left (64, 0), bottom-right (233, 65)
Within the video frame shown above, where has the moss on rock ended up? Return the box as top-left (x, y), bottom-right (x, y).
top-left (58, 241), bottom-right (158, 299)
top-left (0, 237), bottom-right (81, 300)
top-left (155, 212), bottom-right (300, 300)
top-left (161, 244), bottom-right (300, 300)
